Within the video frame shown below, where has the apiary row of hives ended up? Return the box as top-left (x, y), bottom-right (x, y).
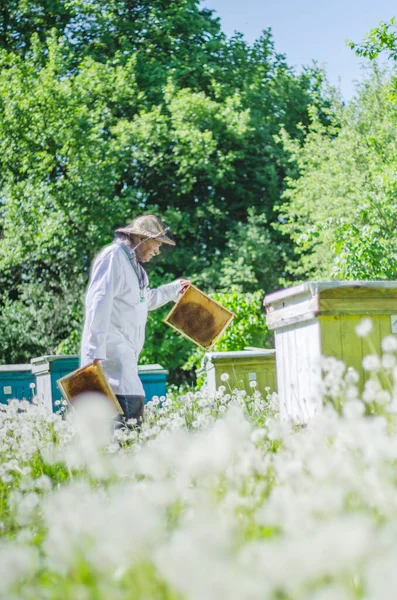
top-left (204, 281), bottom-right (397, 424)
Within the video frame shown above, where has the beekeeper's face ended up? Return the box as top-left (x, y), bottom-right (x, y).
top-left (135, 238), bottom-right (162, 263)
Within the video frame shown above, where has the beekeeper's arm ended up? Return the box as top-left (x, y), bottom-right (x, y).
top-left (147, 279), bottom-right (190, 311)
top-left (84, 251), bottom-right (124, 360)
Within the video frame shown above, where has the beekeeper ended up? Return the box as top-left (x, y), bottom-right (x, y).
top-left (81, 214), bottom-right (190, 425)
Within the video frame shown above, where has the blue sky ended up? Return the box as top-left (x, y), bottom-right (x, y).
top-left (200, 0), bottom-right (396, 100)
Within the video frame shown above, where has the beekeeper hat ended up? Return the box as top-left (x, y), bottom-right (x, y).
top-left (115, 215), bottom-right (176, 246)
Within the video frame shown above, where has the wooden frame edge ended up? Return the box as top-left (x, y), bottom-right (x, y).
top-left (163, 284), bottom-right (236, 351)
top-left (56, 360), bottom-right (123, 414)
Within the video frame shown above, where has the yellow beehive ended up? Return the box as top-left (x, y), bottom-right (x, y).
top-left (264, 281), bottom-right (397, 423)
top-left (202, 350), bottom-right (277, 396)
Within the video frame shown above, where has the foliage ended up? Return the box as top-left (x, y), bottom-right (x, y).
top-left (278, 68), bottom-right (397, 281)
top-left (0, 280), bottom-right (83, 363)
top-left (0, 0), bottom-right (329, 366)
top-left (349, 16), bottom-right (397, 61)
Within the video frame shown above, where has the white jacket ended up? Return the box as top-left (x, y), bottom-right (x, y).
top-left (81, 240), bottom-right (181, 396)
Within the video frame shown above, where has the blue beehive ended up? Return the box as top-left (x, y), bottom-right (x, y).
top-left (138, 364), bottom-right (169, 402)
top-left (31, 355), bottom-right (80, 412)
top-left (0, 364), bottom-right (36, 404)
top-left (31, 355), bottom-right (169, 411)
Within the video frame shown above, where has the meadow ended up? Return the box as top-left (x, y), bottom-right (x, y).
top-left (1, 333), bottom-right (397, 599)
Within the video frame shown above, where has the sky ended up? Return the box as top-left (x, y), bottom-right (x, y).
top-left (200, 0), bottom-right (396, 100)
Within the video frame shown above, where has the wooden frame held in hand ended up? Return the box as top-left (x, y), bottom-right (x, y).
top-left (57, 359), bottom-right (123, 413)
top-left (163, 284), bottom-right (235, 351)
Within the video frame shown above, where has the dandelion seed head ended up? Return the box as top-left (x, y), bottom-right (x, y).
top-left (362, 354), bottom-right (381, 372)
top-left (381, 354), bottom-right (396, 370)
top-left (382, 335), bottom-right (397, 353)
top-left (355, 318), bottom-right (373, 337)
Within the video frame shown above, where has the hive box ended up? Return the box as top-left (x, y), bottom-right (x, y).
top-left (202, 350), bottom-right (277, 396)
top-left (31, 355), bottom-right (80, 412)
top-left (0, 364), bottom-right (35, 404)
top-left (264, 281), bottom-right (397, 423)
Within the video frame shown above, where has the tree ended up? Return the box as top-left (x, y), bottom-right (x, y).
top-left (0, 37), bottom-right (251, 363)
top-left (278, 68), bottom-right (397, 281)
top-left (0, 1), bottom-right (330, 372)
top-left (349, 17), bottom-right (397, 61)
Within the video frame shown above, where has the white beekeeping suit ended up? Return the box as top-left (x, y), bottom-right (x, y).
top-left (81, 218), bottom-right (184, 397)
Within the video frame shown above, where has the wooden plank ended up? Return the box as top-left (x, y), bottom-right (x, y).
top-left (265, 281), bottom-right (397, 309)
top-left (297, 325), bottom-right (308, 420)
top-left (362, 316), bottom-right (379, 387)
top-left (274, 319), bottom-right (322, 423)
top-left (275, 327), bottom-right (289, 420)
top-left (320, 315), bottom-right (342, 360)
top-left (340, 316), bottom-right (365, 391)
top-left (304, 319), bottom-right (322, 419)
top-left (266, 296), bottom-right (319, 329)
top-left (320, 298), bottom-right (397, 314)
top-left (341, 316), bottom-right (364, 371)
top-left (320, 286), bottom-right (397, 300)
top-left (288, 326), bottom-right (300, 422)
top-left (378, 315), bottom-right (395, 389)
top-left (379, 314), bottom-right (393, 341)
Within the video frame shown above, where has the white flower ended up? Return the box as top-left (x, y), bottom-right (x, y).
top-left (249, 380), bottom-right (257, 388)
top-left (362, 354), bottom-right (381, 372)
top-left (381, 354), bottom-right (396, 370)
top-left (355, 318), bottom-right (373, 337)
top-left (0, 543), bottom-right (38, 593)
top-left (7, 348), bottom-right (397, 599)
top-left (343, 400), bottom-right (365, 420)
top-left (345, 367), bottom-right (359, 384)
top-left (345, 385), bottom-right (359, 401)
top-left (382, 335), bottom-right (397, 353)
top-left (362, 379), bottom-right (382, 403)
top-left (376, 390), bottom-right (391, 406)
top-left (251, 429), bottom-right (266, 443)
top-left (220, 373), bottom-right (229, 382)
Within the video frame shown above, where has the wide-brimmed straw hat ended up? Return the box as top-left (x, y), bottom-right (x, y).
top-left (115, 215), bottom-right (176, 246)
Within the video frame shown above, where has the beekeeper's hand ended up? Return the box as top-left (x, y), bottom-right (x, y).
top-left (180, 280), bottom-right (191, 294)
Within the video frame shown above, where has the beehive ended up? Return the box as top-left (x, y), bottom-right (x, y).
top-left (203, 350), bottom-right (277, 396)
top-left (264, 281), bottom-right (397, 423)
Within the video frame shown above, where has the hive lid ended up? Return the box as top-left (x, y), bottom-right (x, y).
top-left (264, 280), bottom-right (397, 307)
top-left (138, 364), bottom-right (168, 375)
top-left (264, 280), bottom-right (397, 330)
top-left (0, 364), bottom-right (32, 372)
top-left (205, 349), bottom-right (275, 360)
top-left (31, 354), bottom-right (79, 365)
top-left (201, 349), bottom-right (275, 370)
